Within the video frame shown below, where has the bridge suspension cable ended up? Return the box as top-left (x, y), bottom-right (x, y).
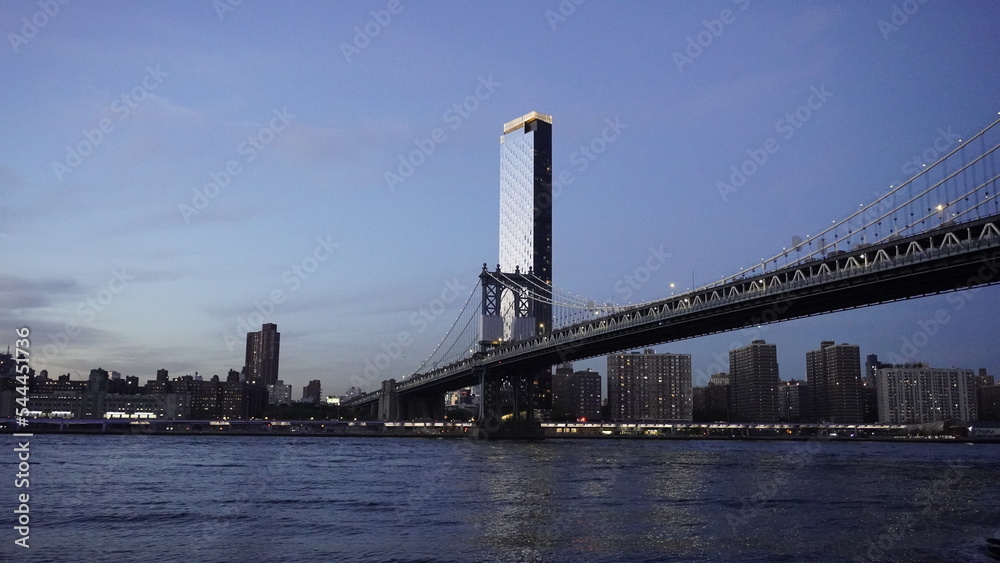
top-left (719, 114), bottom-right (1000, 285)
top-left (409, 278), bottom-right (481, 376)
top-left (407, 269), bottom-right (592, 378)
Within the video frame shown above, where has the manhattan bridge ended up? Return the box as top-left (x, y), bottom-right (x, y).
top-left (345, 112), bottom-right (1000, 439)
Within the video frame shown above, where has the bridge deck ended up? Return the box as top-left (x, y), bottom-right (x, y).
top-left (346, 213), bottom-right (1000, 409)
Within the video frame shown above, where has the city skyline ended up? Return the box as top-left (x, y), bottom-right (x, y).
top-left (3, 2), bottom-right (1000, 394)
top-left (8, 339), bottom-right (994, 424)
top-left (17, 332), bottom-right (996, 397)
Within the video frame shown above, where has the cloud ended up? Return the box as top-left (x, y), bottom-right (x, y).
top-left (129, 269), bottom-right (188, 284)
top-left (203, 293), bottom-right (338, 321)
top-left (276, 120), bottom-right (409, 163)
top-left (0, 317), bottom-right (118, 375)
top-left (104, 206), bottom-right (267, 236)
top-left (0, 275), bottom-right (81, 310)
top-left (265, 119), bottom-right (417, 189)
top-left (143, 93), bottom-right (202, 122)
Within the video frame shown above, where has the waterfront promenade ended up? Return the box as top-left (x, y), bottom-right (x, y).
top-left (5, 418), bottom-right (999, 442)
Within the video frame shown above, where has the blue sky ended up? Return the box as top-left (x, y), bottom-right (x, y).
top-left (3, 0), bottom-right (1000, 396)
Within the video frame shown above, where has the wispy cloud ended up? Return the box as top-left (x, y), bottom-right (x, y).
top-left (0, 275), bottom-right (81, 310)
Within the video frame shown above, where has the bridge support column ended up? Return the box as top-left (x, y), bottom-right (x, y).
top-left (430, 397), bottom-right (445, 420)
top-left (472, 366), bottom-right (543, 440)
top-left (511, 372), bottom-right (533, 423)
top-left (478, 365), bottom-right (502, 432)
top-left (377, 379), bottom-right (399, 421)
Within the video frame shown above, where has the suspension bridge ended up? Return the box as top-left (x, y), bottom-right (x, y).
top-left (344, 115), bottom-right (1000, 439)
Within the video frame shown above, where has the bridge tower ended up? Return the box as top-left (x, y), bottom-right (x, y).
top-left (473, 264), bottom-right (546, 438)
top-left (478, 264), bottom-right (545, 346)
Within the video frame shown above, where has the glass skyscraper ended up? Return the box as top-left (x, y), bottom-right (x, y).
top-left (499, 111), bottom-right (553, 336)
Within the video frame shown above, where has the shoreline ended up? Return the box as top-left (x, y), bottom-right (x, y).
top-left (5, 417), bottom-right (998, 442)
top-left (4, 428), bottom-right (999, 443)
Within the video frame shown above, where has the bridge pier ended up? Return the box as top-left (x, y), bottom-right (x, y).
top-left (472, 366), bottom-right (543, 440)
top-left (377, 379), bottom-right (398, 421)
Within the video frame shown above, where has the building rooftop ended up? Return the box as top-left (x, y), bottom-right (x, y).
top-left (503, 111), bottom-right (553, 134)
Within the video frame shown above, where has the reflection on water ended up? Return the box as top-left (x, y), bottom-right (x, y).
top-left (16, 436), bottom-right (1000, 562)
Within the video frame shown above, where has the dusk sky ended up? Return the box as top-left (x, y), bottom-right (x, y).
top-left (3, 0), bottom-right (1000, 396)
